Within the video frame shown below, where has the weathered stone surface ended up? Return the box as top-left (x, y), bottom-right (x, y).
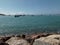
top-left (6, 37), bottom-right (30, 45)
top-left (33, 34), bottom-right (60, 45)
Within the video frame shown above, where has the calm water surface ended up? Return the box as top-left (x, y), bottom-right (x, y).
top-left (0, 15), bottom-right (60, 35)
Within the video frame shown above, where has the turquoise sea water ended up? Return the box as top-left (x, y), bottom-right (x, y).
top-left (0, 15), bottom-right (60, 35)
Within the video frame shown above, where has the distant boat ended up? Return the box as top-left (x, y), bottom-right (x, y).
top-left (14, 15), bottom-right (21, 17)
top-left (31, 15), bottom-right (34, 16)
top-left (14, 15), bottom-right (25, 17)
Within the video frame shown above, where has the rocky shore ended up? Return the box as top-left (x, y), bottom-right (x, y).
top-left (0, 33), bottom-right (60, 45)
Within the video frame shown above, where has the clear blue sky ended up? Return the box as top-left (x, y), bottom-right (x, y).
top-left (0, 0), bottom-right (60, 15)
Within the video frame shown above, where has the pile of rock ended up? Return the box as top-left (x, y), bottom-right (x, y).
top-left (0, 33), bottom-right (59, 45)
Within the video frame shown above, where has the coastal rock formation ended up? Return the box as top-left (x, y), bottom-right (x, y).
top-left (6, 37), bottom-right (30, 45)
top-left (0, 36), bottom-right (11, 42)
top-left (33, 34), bottom-right (60, 45)
top-left (25, 33), bottom-right (51, 45)
top-left (0, 33), bottom-right (60, 45)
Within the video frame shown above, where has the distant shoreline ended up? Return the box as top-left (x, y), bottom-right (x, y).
top-left (0, 14), bottom-right (60, 16)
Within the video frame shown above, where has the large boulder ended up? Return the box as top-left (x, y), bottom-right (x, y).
top-left (6, 37), bottom-right (30, 45)
top-left (33, 34), bottom-right (60, 45)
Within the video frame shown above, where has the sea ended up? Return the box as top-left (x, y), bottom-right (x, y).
top-left (0, 15), bottom-right (60, 35)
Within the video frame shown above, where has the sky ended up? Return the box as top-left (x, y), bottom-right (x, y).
top-left (0, 0), bottom-right (60, 15)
